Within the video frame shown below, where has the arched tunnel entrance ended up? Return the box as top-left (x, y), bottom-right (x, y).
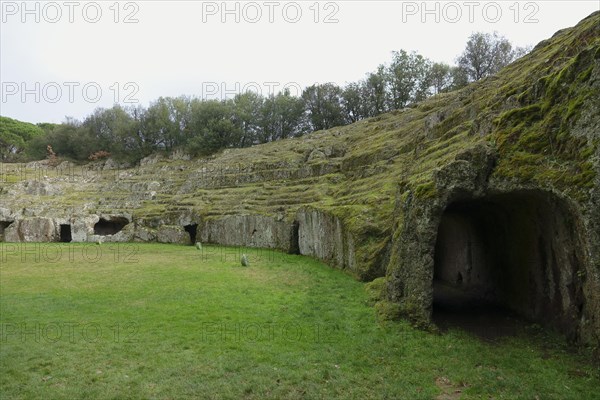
top-left (432, 191), bottom-right (586, 340)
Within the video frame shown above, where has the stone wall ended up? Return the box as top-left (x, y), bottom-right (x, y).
top-left (4, 217), bottom-right (57, 242)
top-left (296, 207), bottom-right (356, 273)
top-left (0, 213), bottom-right (136, 243)
top-left (198, 214), bottom-right (296, 253)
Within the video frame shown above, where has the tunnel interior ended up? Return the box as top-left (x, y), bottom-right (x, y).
top-left (184, 224), bottom-right (198, 244)
top-left (60, 224), bottom-right (72, 243)
top-left (432, 191), bottom-right (585, 339)
top-left (94, 217), bottom-right (129, 235)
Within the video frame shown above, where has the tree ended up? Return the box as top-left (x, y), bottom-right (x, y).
top-left (45, 120), bottom-right (84, 160)
top-left (141, 98), bottom-right (171, 151)
top-left (23, 134), bottom-right (49, 161)
top-left (0, 116), bottom-right (45, 161)
top-left (449, 66), bottom-right (470, 91)
top-left (301, 83), bottom-right (346, 132)
top-left (232, 91), bottom-right (263, 147)
top-left (167, 96), bottom-right (192, 150)
top-left (83, 105), bottom-right (138, 160)
top-left (387, 50), bottom-right (432, 109)
top-left (341, 82), bottom-right (368, 123)
top-left (188, 99), bottom-right (239, 155)
top-left (141, 96), bottom-right (192, 152)
top-left (363, 65), bottom-right (389, 117)
top-left (457, 32), bottom-right (516, 82)
top-left (514, 44), bottom-right (533, 60)
top-left (36, 122), bottom-right (59, 135)
top-left (0, 130), bottom-right (24, 161)
top-left (428, 62), bottom-right (453, 95)
top-left (260, 89), bottom-right (306, 143)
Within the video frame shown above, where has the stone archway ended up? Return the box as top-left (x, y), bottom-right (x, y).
top-left (432, 191), bottom-right (586, 339)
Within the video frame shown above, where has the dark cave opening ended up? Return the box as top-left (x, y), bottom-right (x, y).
top-left (60, 224), bottom-right (72, 243)
top-left (184, 224), bottom-right (198, 244)
top-left (289, 220), bottom-right (300, 254)
top-left (0, 221), bottom-right (13, 241)
top-left (94, 217), bottom-right (129, 235)
top-left (432, 192), bottom-right (585, 340)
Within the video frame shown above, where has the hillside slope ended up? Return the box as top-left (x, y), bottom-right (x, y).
top-left (1, 12), bottom-right (599, 347)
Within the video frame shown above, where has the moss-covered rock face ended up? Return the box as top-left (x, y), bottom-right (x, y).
top-left (0, 13), bottom-right (598, 346)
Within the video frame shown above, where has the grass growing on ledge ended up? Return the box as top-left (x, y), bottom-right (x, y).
top-left (1, 243), bottom-right (598, 399)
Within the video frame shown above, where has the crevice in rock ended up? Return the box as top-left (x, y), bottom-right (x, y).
top-left (432, 191), bottom-right (585, 340)
top-left (60, 224), bottom-right (72, 243)
top-left (94, 217), bottom-right (129, 235)
top-left (184, 224), bottom-right (198, 244)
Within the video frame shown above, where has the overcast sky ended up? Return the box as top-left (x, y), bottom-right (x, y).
top-left (1, 0), bottom-right (598, 124)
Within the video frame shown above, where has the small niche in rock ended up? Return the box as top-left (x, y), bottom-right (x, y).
top-left (0, 221), bottom-right (13, 241)
top-left (184, 224), bottom-right (198, 244)
top-left (94, 217), bottom-right (129, 235)
top-left (0, 221), bottom-right (13, 234)
top-left (60, 224), bottom-right (72, 243)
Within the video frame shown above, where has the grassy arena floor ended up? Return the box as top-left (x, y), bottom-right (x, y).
top-left (0, 243), bottom-right (598, 399)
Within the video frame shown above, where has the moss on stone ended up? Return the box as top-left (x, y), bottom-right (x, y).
top-left (364, 277), bottom-right (387, 305)
top-left (414, 182), bottom-right (436, 199)
top-left (374, 300), bottom-right (403, 321)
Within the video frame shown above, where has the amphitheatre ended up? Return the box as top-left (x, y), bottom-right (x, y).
top-left (2, 11), bottom-right (599, 345)
top-left (1, 11), bottom-right (599, 398)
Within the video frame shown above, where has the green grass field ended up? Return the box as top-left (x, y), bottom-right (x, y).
top-left (0, 243), bottom-right (597, 399)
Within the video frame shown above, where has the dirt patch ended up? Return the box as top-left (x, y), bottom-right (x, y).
top-left (435, 376), bottom-right (466, 400)
top-left (433, 280), bottom-right (528, 341)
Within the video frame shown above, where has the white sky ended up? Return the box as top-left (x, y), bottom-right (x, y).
top-left (1, 0), bottom-right (599, 124)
